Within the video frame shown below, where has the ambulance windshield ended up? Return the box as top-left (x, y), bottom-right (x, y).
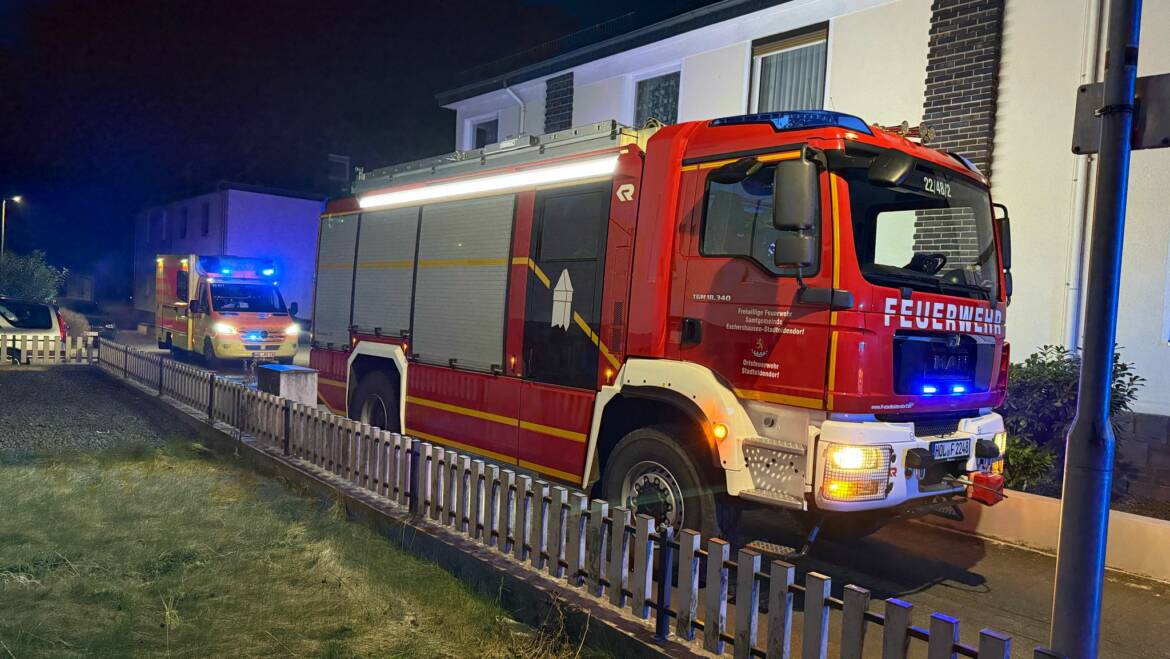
top-left (210, 283), bottom-right (287, 313)
top-left (843, 160), bottom-right (998, 301)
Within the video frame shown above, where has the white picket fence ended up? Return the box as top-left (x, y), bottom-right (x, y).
top-left (96, 340), bottom-right (1054, 659)
top-left (1, 332), bottom-right (96, 365)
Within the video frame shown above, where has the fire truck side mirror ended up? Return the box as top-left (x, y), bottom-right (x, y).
top-left (994, 204), bottom-right (1012, 270)
top-left (773, 233), bottom-right (817, 269)
top-left (289, 301), bottom-right (299, 317)
top-left (188, 299), bottom-right (200, 314)
top-left (772, 156), bottom-right (819, 231)
top-left (867, 150), bottom-right (915, 187)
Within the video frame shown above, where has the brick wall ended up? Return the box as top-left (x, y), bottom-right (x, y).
top-left (544, 72), bottom-right (574, 133)
top-left (916, 0), bottom-right (1005, 257)
top-left (1115, 413), bottom-right (1170, 501)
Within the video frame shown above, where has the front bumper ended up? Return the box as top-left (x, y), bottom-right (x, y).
top-left (811, 412), bottom-right (1005, 512)
top-left (214, 337), bottom-right (297, 359)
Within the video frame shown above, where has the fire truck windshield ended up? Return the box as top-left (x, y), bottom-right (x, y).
top-left (210, 283), bottom-right (287, 313)
top-left (842, 160), bottom-right (998, 301)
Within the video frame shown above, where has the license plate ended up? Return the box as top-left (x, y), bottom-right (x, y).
top-left (931, 438), bottom-right (971, 461)
top-left (253, 351), bottom-right (275, 359)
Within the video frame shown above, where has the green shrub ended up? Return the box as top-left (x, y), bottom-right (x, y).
top-left (0, 250), bottom-right (67, 302)
top-left (996, 345), bottom-right (1144, 491)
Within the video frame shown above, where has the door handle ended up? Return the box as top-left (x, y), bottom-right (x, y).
top-left (681, 317), bottom-right (702, 346)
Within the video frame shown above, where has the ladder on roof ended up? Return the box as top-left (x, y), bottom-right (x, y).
top-left (352, 120), bottom-right (657, 194)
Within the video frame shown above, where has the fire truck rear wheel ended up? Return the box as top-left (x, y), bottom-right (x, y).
top-left (350, 371), bottom-right (401, 433)
top-left (601, 425), bottom-right (739, 541)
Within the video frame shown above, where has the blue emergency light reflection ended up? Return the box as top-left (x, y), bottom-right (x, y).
top-left (262, 268), bottom-right (275, 276)
top-left (922, 385), bottom-right (938, 394)
top-left (951, 385), bottom-right (967, 393)
top-left (221, 268), bottom-right (232, 275)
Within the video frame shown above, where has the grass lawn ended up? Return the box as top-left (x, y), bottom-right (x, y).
top-left (0, 441), bottom-right (565, 657)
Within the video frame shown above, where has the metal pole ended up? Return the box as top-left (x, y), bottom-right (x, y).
top-left (1, 199), bottom-right (7, 262)
top-left (1051, 0), bottom-right (1141, 655)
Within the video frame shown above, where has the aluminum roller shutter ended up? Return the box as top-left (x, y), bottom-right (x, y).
top-left (312, 214), bottom-right (359, 346)
top-left (352, 207), bottom-right (418, 335)
top-left (412, 195), bottom-right (514, 371)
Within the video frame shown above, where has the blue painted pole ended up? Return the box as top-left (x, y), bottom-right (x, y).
top-left (1050, 0), bottom-right (1142, 655)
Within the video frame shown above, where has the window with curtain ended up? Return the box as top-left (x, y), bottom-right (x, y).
top-left (752, 28), bottom-right (827, 113)
top-left (634, 71), bottom-right (680, 127)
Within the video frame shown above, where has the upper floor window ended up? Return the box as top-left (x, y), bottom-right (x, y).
top-left (200, 202), bottom-right (211, 236)
top-left (178, 206), bottom-right (189, 240)
top-left (634, 71), bottom-right (680, 127)
top-left (472, 118), bottom-right (498, 149)
top-left (751, 26), bottom-right (828, 113)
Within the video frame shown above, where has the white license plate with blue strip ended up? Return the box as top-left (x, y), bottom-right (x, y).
top-left (931, 438), bottom-right (971, 461)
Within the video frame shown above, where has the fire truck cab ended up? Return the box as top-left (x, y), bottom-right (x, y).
top-left (156, 254), bottom-right (300, 364)
top-left (310, 111), bottom-right (1011, 538)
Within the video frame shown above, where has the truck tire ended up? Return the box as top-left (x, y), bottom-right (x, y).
top-left (350, 371), bottom-right (401, 433)
top-left (601, 425), bottom-right (740, 542)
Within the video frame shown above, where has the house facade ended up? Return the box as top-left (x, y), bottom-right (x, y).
top-left (131, 184), bottom-right (324, 320)
top-left (439, 0), bottom-right (1170, 415)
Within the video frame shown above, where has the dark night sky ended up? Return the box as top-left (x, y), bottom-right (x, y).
top-left (0, 0), bottom-right (656, 297)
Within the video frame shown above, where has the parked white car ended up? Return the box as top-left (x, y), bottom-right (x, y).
top-left (0, 296), bottom-right (65, 363)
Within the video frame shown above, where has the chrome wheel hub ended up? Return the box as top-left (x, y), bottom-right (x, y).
top-left (621, 460), bottom-right (685, 532)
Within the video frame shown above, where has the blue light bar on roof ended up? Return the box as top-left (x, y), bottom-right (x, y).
top-left (709, 110), bottom-right (873, 135)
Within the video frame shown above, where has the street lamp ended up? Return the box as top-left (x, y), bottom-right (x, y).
top-left (1, 195), bottom-right (22, 262)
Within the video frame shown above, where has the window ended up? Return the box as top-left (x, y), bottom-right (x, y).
top-left (538, 192), bottom-right (604, 261)
top-left (200, 202), bottom-right (211, 236)
top-left (175, 270), bottom-right (189, 302)
top-left (210, 283), bottom-right (286, 313)
top-left (0, 299), bottom-right (52, 329)
top-left (752, 27), bottom-right (827, 113)
top-left (634, 71), bottom-right (680, 127)
top-left (178, 207), bottom-right (189, 239)
top-left (472, 118), bottom-right (498, 149)
top-left (328, 153), bottom-right (350, 184)
top-left (701, 162), bottom-right (817, 276)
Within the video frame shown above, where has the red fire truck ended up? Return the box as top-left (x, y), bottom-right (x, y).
top-left (310, 112), bottom-right (1010, 538)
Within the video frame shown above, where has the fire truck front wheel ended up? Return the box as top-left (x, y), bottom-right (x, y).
top-left (601, 425), bottom-right (739, 541)
top-left (350, 371), bottom-right (401, 433)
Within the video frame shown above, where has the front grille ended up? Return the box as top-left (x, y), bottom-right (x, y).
top-left (913, 418), bottom-right (962, 437)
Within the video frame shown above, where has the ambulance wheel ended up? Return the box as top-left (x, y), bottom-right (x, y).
top-left (601, 425), bottom-right (740, 542)
top-left (350, 371), bottom-right (401, 433)
top-left (202, 338), bottom-right (221, 368)
top-left (277, 356), bottom-right (294, 365)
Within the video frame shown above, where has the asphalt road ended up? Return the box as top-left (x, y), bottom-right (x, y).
top-left (95, 332), bottom-right (1170, 656)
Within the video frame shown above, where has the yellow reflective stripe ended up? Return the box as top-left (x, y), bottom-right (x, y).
top-left (513, 256), bottom-right (550, 287)
top-left (318, 262), bottom-right (353, 270)
top-left (679, 149), bottom-right (802, 172)
top-left (572, 311), bottom-right (622, 370)
top-left (406, 395), bottom-right (516, 427)
top-left (417, 257), bottom-right (508, 268)
top-left (406, 428), bottom-right (515, 465)
top-left (519, 459), bottom-right (583, 484)
top-left (358, 260), bottom-right (413, 269)
top-left (734, 388), bottom-right (822, 409)
top-left (519, 420), bottom-right (586, 443)
top-left (827, 331), bottom-right (839, 411)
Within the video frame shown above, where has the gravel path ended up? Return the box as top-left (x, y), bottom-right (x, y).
top-left (0, 367), bottom-right (183, 455)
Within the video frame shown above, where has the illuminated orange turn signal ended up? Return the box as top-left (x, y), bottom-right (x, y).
top-left (712, 423), bottom-right (728, 441)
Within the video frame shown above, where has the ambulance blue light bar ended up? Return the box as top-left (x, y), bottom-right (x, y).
top-left (710, 110), bottom-right (873, 135)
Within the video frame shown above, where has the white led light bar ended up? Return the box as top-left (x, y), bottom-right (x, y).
top-left (358, 154), bottom-right (620, 210)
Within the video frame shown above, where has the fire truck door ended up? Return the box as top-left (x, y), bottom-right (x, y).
top-left (679, 162), bottom-right (834, 410)
top-left (518, 183), bottom-right (610, 483)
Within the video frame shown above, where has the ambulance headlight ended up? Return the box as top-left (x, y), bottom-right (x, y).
top-left (212, 322), bottom-right (237, 335)
top-left (285, 323), bottom-right (300, 336)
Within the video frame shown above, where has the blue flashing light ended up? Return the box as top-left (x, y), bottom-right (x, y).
top-left (709, 110), bottom-right (873, 135)
top-left (261, 268), bottom-right (275, 277)
top-left (951, 384), bottom-right (967, 394)
top-left (922, 385), bottom-right (938, 395)
top-left (221, 268), bottom-right (232, 275)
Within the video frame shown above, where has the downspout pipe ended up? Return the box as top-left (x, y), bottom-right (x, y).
top-left (503, 85), bottom-right (526, 138)
top-left (1064, 0), bottom-right (1107, 351)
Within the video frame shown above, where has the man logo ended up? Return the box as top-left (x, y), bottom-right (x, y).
top-left (615, 183), bottom-right (635, 202)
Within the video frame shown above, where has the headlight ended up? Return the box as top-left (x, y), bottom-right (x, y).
top-left (821, 443), bottom-right (893, 502)
top-left (212, 322), bottom-right (236, 335)
top-left (285, 323), bottom-right (300, 336)
top-left (993, 431), bottom-right (1007, 455)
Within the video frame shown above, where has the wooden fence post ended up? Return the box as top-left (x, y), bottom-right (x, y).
top-left (282, 399), bottom-right (292, 456)
top-left (654, 527), bottom-right (675, 642)
top-left (978, 629), bottom-right (1012, 659)
top-left (927, 614), bottom-right (959, 659)
top-left (586, 499), bottom-right (608, 596)
top-left (703, 537), bottom-right (730, 654)
top-left (882, 598), bottom-right (913, 659)
top-left (841, 584), bottom-right (871, 659)
top-left (632, 514), bottom-right (655, 620)
top-left (547, 486), bottom-right (568, 578)
top-left (733, 549), bottom-right (761, 659)
top-left (514, 475), bottom-right (533, 561)
top-left (767, 560), bottom-right (795, 658)
top-left (609, 507), bottom-right (631, 609)
top-left (565, 492), bottom-right (588, 586)
top-left (802, 572), bottom-right (830, 659)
